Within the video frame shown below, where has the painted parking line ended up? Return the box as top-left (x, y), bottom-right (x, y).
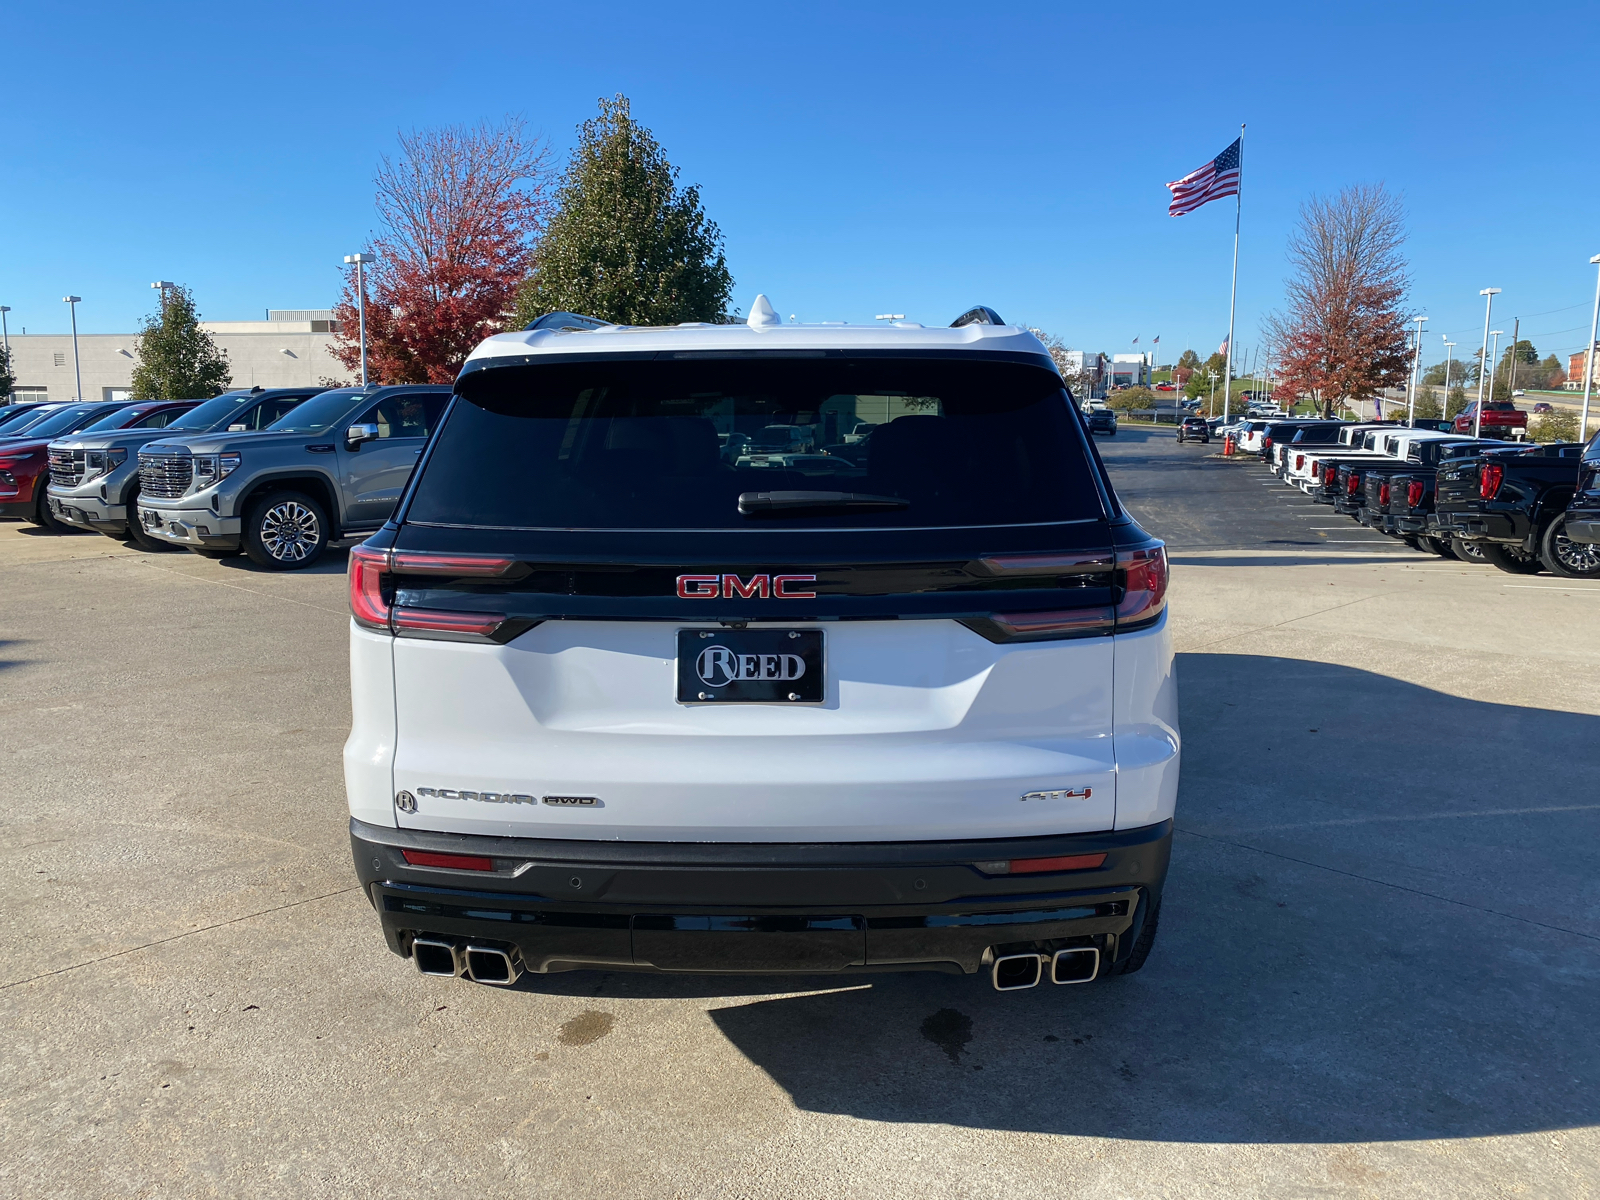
top-left (1501, 584), bottom-right (1600, 593)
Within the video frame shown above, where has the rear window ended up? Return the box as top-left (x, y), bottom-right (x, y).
top-left (407, 357), bottom-right (1105, 530)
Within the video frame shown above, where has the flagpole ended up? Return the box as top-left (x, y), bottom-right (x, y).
top-left (1221, 123), bottom-right (1244, 423)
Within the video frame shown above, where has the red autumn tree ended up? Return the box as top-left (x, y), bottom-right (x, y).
top-left (332, 118), bottom-right (553, 384)
top-left (1267, 185), bottom-right (1412, 418)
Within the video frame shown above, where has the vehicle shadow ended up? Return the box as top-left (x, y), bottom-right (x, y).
top-left (217, 546), bottom-right (351, 575)
top-left (612, 653), bottom-right (1599, 1144)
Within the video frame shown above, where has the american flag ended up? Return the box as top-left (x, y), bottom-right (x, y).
top-left (1166, 138), bottom-right (1242, 217)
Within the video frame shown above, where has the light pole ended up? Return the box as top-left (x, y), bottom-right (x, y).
top-left (150, 280), bottom-right (176, 316)
top-left (1506, 316), bottom-right (1520, 399)
top-left (344, 253), bottom-right (377, 385)
top-left (1580, 254), bottom-right (1600, 448)
top-left (0, 305), bottom-right (10, 402)
top-left (1407, 316), bottom-right (1428, 426)
top-left (1442, 340), bottom-right (1456, 419)
top-left (1487, 330), bottom-right (1503, 434)
top-left (62, 296), bottom-right (84, 402)
top-left (1474, 288), bottom-right (1500, 438)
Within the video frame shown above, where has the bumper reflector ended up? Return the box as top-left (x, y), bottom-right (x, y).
top-left (975, 852), bottom-right (1108, 875)
top-left (401, 850), bottom-right (495, 871)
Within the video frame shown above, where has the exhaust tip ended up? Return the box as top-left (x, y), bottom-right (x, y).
top-left (992, 952), bottom-right (1043, 991)
top-left (412, 937), bottom-right (462, 978)
top-left (465, 944), bottom-right (523, 986)
top-left (1050, 946), bottom-right (1100, 985)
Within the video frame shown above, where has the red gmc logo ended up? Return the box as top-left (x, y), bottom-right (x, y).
top-left (676, 573), bottom-right (818, 599)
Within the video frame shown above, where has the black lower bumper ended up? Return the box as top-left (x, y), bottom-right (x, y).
top-left (350, 818), bottom-right (1172, 976)
top-left (1567, 516), bottom-right (1600, 545)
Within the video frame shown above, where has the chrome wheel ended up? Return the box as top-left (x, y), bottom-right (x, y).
top-left (259, 500), bottom-right (321, 562)
top-left (1553, 529), bottom-right (1600, 574)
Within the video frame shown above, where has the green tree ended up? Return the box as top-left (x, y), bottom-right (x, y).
top-left (0, 344), bottom-right (15, 399)
top-left (1107, 386), bottom-right (1156, 412)
top-left (1446, 384), bottom-right (1468, 419)
top-left (517, 95), bottom-right (733, 326)
top-left (1176, 348), bottom-right (1201, 371)
top-left (1413, 386), bottom-right (1442, 419)
top-left (129, 286), bottom-right (231, 399)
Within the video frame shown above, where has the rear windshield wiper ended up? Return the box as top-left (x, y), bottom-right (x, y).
top-left (738, 490), bottom-right (910, 517)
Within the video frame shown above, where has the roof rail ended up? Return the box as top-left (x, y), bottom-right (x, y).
top-left (950, 305), bottom-right (1005, 328)
top-left (524, 311), bottom-right (609, 332)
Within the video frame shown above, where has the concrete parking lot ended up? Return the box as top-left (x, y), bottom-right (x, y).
top-left (3, 425), bottom-right (1598, 1198)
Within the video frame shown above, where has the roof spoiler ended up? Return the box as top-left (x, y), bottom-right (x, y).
top-left (950, 305), bottom-right (1005, 328)
top-left (524, 311), bottom-right (610, 332)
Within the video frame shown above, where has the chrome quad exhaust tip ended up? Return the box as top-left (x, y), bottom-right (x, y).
top-left (1049, 946), bottom-right (1100, 986)
top-left (992, 952), bottom-right (1043, 991)
top-left (412, 936), bottom-right (463, 978)
top-left (464, 944), bottom-right (524, 986)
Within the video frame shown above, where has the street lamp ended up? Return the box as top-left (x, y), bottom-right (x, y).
top-left (150, 281), bottom-right (176, 315)
top-left (344, 253), bottom-right (378, 385)
top-left (62, 296), bottom-right (83, 402)
top-left (1442, 339), bottom-right (1456, 414)
top-left (1407, 315), bottom-right (1428, 426)
top-left (0, 306), bottom-right (10, 401)
top-left (1474, 288), bottom-right (1500, 438)
top-left (1580, 254), bottom-right (1600, 448)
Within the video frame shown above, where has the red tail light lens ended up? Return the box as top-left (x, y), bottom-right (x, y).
top-left (401, 849), bottom-right (494, 871)
top-left (1115, 541), bottom-right (1168, 630)
top-left (1378, 481), bottom-right (1390, 506)
top-left (393, 609), bottom-right (510, 639)
top-left (1263, 437), bottom-right (1273, 450)
top-left (349, 545), bottom-right (391, 631)
top-left (1346, 471), bottom-right (1361, 495)
top-left (1323, 464), bottom-right (1337, 485)
top-left (1480, 462), bottom-right (1504, 499)
top-left (1295, 454), bottom-right (1305, 471)
top-left (1407, 480), bottom-right (1424, 507)
top-left (1007, 853), bottom-right (1108, 875)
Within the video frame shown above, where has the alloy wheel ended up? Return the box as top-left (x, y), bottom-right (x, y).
top-left (260, 501), bottom-right (321, 562)
top-left (1553, 529), bottom-right (1600, 574)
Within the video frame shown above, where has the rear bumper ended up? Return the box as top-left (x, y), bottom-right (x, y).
top-left (350, 817), bottom-right (1172, 976)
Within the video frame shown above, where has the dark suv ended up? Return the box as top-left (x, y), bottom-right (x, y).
top-left (1176, 416), bottom-right (1209, 444)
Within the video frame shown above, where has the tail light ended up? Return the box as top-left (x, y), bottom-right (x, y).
top-left (1346, 471), bottom-right (1361, 495)
top-left (401, 849), bottom-right (494, 871)
top-left (1480, 463), bottom-right (1504, 500)
top-left (1114, 541), bottom-right (1168, 631)
top-left (1378, 481), bottom-right (1390, 506)
top-left (1295, 454), bottom-right (1305, 471)
top-left (1323, 464), bottom-right (1338, 486)
top-left (348, 544), bottom-right (518, 642)
top-left (1263, 437), bottom-right (1273, 450)
top-left (1407, 480), bottom-right (1424, 507)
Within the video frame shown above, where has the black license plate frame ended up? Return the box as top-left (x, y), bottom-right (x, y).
top-left (677, 628), bottom-right (824, 704)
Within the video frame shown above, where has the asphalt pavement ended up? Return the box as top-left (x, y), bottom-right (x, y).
top-left (2, 426), bottom-right (1597, 1199)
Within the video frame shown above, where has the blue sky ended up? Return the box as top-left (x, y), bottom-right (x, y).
top-left (5, 0), bottom-right (1598, 371)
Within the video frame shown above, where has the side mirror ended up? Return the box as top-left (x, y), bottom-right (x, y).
top-left (346, 423), bottom-right (380, 448)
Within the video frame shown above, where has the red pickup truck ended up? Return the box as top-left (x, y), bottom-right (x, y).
top-left (1454, 400), bottom-right (1528, 438)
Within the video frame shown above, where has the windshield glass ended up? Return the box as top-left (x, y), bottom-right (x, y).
top-left (265, 388), bottom-right (363, 433)
top-left (82, 406), bottom-right (150, 432)
top-left (0, 406), bottom-right (58, 435)
top-left (165, 393), bottom-right (250, 432)
top-left (4, 404), bottom-right (109, 438)
top-left (408, 357), bottom-right (1104, 531)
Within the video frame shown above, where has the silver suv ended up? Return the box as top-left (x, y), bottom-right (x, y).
top-left (48, 388), bottom-right (322, 550)
top-left (135, 384), bottom-right (453, 568)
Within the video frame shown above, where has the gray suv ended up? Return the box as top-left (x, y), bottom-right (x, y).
top-left (135, 384), bottom-right (453, 569)
top-left (48, 388), bottom-right (323, 550)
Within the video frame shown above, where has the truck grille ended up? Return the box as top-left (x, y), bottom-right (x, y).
top-left (139, 452), bottom-right (192, 498)
top-left (49, 449), bottom-right (85, 487)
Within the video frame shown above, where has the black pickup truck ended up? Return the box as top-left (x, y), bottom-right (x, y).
top-left (1434, 442), bottom-right (1596, 577)
top-left (1381, 441), bottom-right (1515, 556)
top-left (1348, 439), bottom-right (1511, 529)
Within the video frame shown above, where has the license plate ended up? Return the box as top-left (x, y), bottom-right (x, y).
top-left (677, 629), bottom-right (823, 703)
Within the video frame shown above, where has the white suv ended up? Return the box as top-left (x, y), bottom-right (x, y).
top-left (344, 299), bottom-right (1178, 992)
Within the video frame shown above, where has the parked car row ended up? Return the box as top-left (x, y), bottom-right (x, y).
top-left (1, 384), bottom-right (456, 570)
top-left (1228, 414), bottom-right (1600, 579)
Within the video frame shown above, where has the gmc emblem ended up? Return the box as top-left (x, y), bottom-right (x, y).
top-left (677, 573), bottom-right (817, 599)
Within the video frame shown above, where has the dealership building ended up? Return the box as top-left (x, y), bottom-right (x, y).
top-left (4, 310), bottom-right (349, 404)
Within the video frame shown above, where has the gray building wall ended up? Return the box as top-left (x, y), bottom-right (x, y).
top-left (4, 312), bottom-right (351, 402)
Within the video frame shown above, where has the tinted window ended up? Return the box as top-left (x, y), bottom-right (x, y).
top-left (356, 393), bottom-right (449, 439)
top-left (165, 394), bottom-right (251, 432)
top-left (22, 404), bottom-right (118, 437)
top-left (408, 357), bottom-right (1103, 531)
top-left (0, 405), bottom-right (59, 434)
top-left (130, 408), bottom-right (187, 429)
top-left (265, 388), bottom-right (366, 433)
top-left (228, 396), bottom-right (312, 431)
